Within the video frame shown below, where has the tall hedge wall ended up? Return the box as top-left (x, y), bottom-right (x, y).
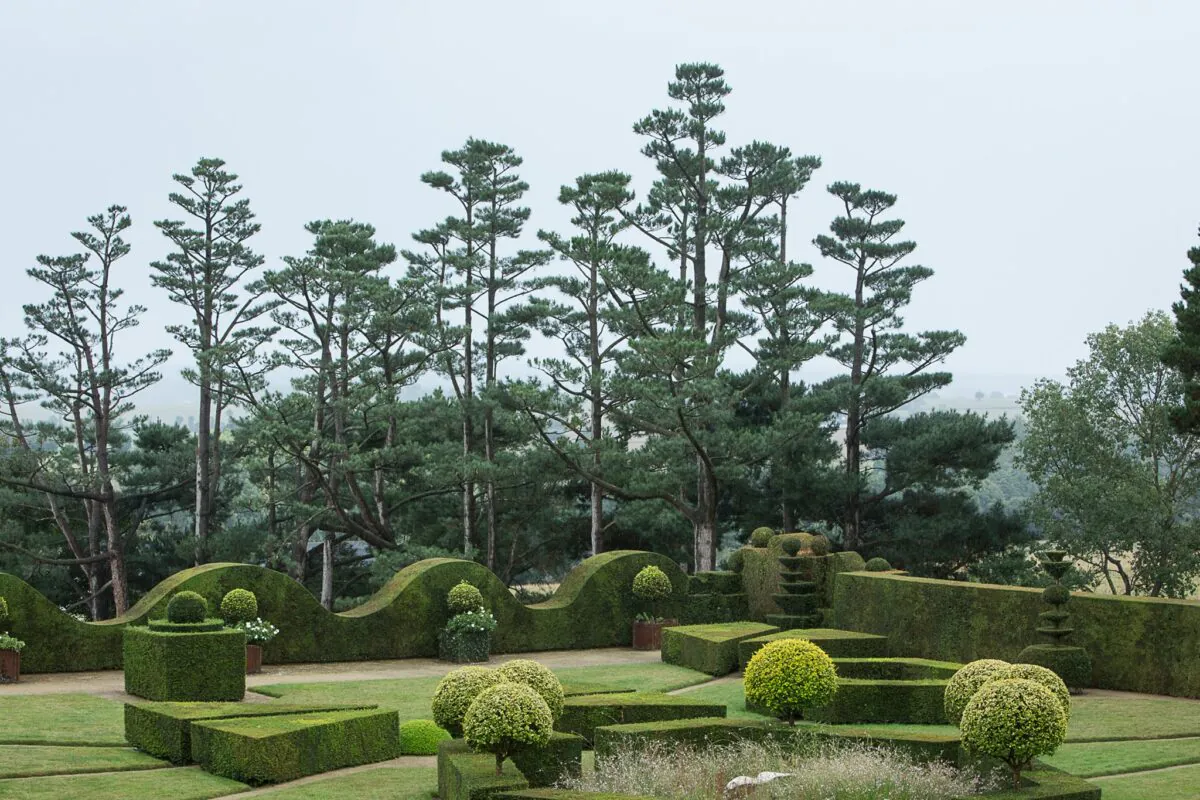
top-left (831, 571), bottom-right (1200, 698)
top-left (0, 550), bottom-right (687, 674)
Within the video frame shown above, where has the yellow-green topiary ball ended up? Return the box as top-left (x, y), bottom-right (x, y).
top-left (990, 663), bottom-right (1071, 721)
top-left (398, 719), bottom-right (452, 755)
top-left (944, 658), bottom-right (1010, 726)
top-left (632, 566), bottom-right (672, 602)
top-left (463, 682), bottom-right (554, 775)
top-left (219, 589), bottom-right (258, 624)
top-left (961, 678), bottom-right (1068, 787)
top-left (166, 591), bottom-right (208, 623)
top-left (496, 659), bottom-right (565, 721)
top-left (749, 527), bottom-right (774, 547)
top-left (743, 638), bottom-right (838, 724)
top-left (431, 666), bottom-right (503, 735)
top-left (448, 581), bottom-right (486, 615)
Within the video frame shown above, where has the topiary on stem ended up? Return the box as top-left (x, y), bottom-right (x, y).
top-left (495, 659), bottom-right (565, 720)
top-left (448, 581), bottom-right (486, 615)
top-left (989, 663), bottom-right (1071, 720)
top-left (219, 589), bottom-right (258, 624)
top-left (166, 591), bottom-right (208, 624)
top-left (944, 658), bottom-right (1010, 726)
top-left (960, 678), bottom-right (1068, 787)
top-left (749, 527), bottom-right (774, 548)
top-left (431, 666), bottom-right (503, 736)
top-left (463, 682), bottom-right (554, 776)
top-left (743, 638), bottom-right (838, 725)
top-left (632, 565), bottom-right (673, 621)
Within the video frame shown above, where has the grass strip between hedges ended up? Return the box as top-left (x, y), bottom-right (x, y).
top-left (0, 745), bottom-right (169, 779)
top-left (0, 694), bottom-right (126, 746)
top-left (0, 766), bottom-right (246, 800)
top-left (1088, 762), bottom-right (1200, 800)
top-left (1044, 736), bottom-right (1200, 778)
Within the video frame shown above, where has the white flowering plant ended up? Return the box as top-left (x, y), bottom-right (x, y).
top-left (238, 617), bottom-right (280, 645)
top-left (444, 608), bottom-right (497, 635)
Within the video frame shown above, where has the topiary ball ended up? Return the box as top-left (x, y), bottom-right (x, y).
top-left (495, 659), bottom-right (565, 721)
top-left (632, 566), bottom-right (673, 602)
top-left (749, 527), bottom-right (774, 548)
top-left (431, 666), bottom-right (503, 736)
top-left (809, 535), bottom-right (831, 557)
top-left (990, 663), bottom-right (1071, 720)
top-left (725, 549), bottom-right (746, 573)
top-left (166, 591), bottom-right (208, 624)
top-left (448, 581), bottom-right (486, 615)
top-left (780, 537), bottom-right (803, 556)
top-left (743, 638), bottom-right (838, 724)
top-left (961, 678), bottom-right (1068, 787)
top-left (463, 682), bottom-right (554, 775)
top-left (1017, 644), bottom-right (1092, 692)
top-left (944, 658), bottom-right (1010, 726)
top-left (1042, 584), bottom-right (1071, 605)
top-left (398, 719), bottom-right (452, 755)
top-left (864, 557), bottom-right (892, 572)
top-left (219, 589), bottom-right (258, 624)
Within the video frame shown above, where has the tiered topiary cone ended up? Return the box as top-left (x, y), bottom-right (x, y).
top-left (764, 542), bottom-right (822, 630)
top-left (1017, 550), bottom-right (1092, 692)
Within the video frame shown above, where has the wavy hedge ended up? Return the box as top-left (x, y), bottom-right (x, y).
top-left (832, 571), bottom-right (1200, 698)
top-left (0, 550), bottom-right (687, 674)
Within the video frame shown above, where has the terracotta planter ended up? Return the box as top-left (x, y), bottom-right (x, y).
top-left (246, 644), bottom-right (263, 675)
top-left (0, 649), bottom-right (19, 683)
top-left (631, 619), bottom-right (679, 651)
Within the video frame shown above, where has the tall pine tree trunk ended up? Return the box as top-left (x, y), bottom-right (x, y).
top-left (485, 407), bottom-right (498, 571)
top-left (321, 535), bottom-right (334, 609)
top-left (195, 370), bottom-right (212, 565)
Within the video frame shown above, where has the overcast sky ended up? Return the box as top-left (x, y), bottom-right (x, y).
top-left (2, 0), bottom-right (1197, 414)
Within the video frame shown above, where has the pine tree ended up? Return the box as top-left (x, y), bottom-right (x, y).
top-left (1162, 225), bottom-right (1200, 434)
top-left (150, 158), bottom-right (277, 564)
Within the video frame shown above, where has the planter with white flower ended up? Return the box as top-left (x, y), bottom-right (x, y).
top-left (438, 581), bottom-right (496, 663)
top-left (0, 596), bottom-right (20, 683)
top-left (237, 618), bottom-right (279, 674)
top-left (631, 566), bottom-right (677, 650)
top-left (219, 589), bottom-right (267, 674)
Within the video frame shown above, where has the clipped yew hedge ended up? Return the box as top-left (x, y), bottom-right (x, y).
top-left (743, 539), bottom-right (865, 620)
top-left (556, 692), bottom-right (726, 745)
top-left (831, 571), bottom-right (1200, 698)
top-left (0, 550), bottom-right (688, 674)
top-left (123, 626), bottom-right (245, 702)
top-left (661, 622), bottom-right (778, 676)
top-left (438, 738), bottom-right (528, 800)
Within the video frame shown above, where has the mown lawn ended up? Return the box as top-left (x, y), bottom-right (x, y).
top-left (1091, 762), bottom-right (1200, 800)
top-left (1044, 736), bottom-right (1200, 777)
top-left (0, 766), bottom-right (245, 800)
top-left (1065, 695), bottom-right (1200, 741)
top-left (0, 745), bottom-right (166, 778)
top-left (251, 765), bottom-right (436, 799)
top-left (0, 694), bottom-right (126, 745)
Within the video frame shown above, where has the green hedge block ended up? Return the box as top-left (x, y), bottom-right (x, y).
top-left (688, 571), bottom-right (742, 594)
top-left (679, 593), bottom-right (750, 625)
top-left (147, 619), bottom-right (225, 633)
top-left (190, 708), bottom-right (399, 784)
top-left (794, 678), bottom-right (948, 724)
top-left (1017, 645), bottom-right (1093, 692)
top-left (744, 544), bottom-right (865, 620)
top-left (831, 657), bottom-right (962, 680)
top-left (439, 629), bottom-right (492, 663)
top-left (831, 571), bottom-right (1200, 698)
top-left (961, 764), bottom-right (1100, 800)
top-left (556, 692), bottom-right (727, 745)
top-left (510, 731), bottom-right (585, 787)
top-left (123, 701), bottom-right (373, 764)
top-left (738, 628), bottom-right (888, 668)
top-left (763, 613), bottom-right (822, 630)
top-left (439, 738), bottom-right (529, 800)
top-left (123, 626), bottom-right (245, 701)
top-left (594, 716), bottom-right (961, 766)
top-left (2, 550), bottom-right (689, 674)
top-left (661, 622), bottom-right (779, 676)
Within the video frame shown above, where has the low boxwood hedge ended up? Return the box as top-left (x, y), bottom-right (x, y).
top-left (800, 678), bottom-right (949, 725)
top-left (190, 708), bottom-right (400, 784)
top-left (831, 657), bottom-right (961, 680)
top-left (510, 731), bottom-right (585, 787)
top-left (124, 701), bottom-right (374, 764)
top-left (438, 738), bottom-right (528, 800)
top-left (737, 628), bottom-right (888, 669)
top-left (661, 622), bottom-right (779, 676)
top-left (556, 692), bottom-right (726, 745)
top-left (972, 764), bottom-right (1100, 800)
top-left (123, 626), bottom-right (245, 702)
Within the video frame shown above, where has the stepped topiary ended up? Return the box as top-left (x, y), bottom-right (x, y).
top-left (749, 527), bottom-right (774, 548)
top-left (496, 659), bottom-right (565, 720)
top-left (864, 557), bottom-right (891, 572)
top-left (743, 638), bottom-right (838, 725)
top-left (219, 589), bottom-right (258, 624)
top-left (167, 591), bottom-right (208, 624)
top-left (780, 537), bottom-right (803, 556)
top-left (463, 682), bottom-right (554, 775)
top-left (431, 666), bottom-right (503, 735)
top-left (399, 719), bottom-right (452, 755)
top-left (989, 663), bottom-right (1070, 720)
top-left (944, 658), bottom-right (1010, 726)
top-left (1017, 550), bottom-right (1092, 692)
top-left (448, 581), bottom-right (486, 615)
top-left (960, 678), bottom-right (1068, 788)
top-left (809, 535), bottom-right (831, 557)
top-left (765, 538), bottom-right (820, 630)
